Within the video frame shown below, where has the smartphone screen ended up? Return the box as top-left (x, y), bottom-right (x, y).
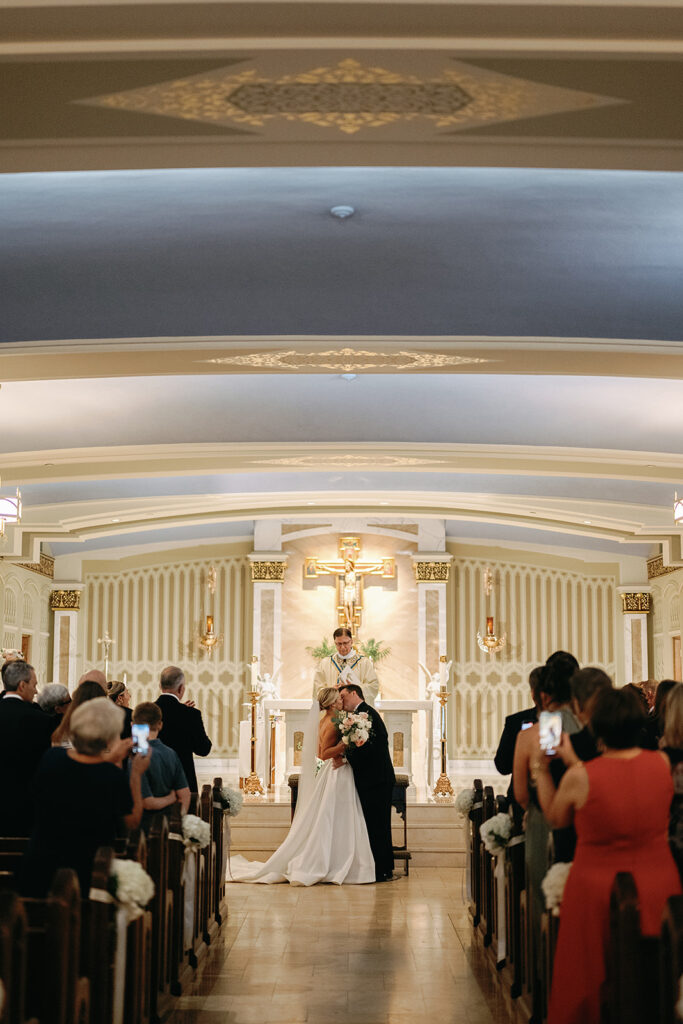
top-left (539, 711), bottom-right (562, 756)
top-left (131, 722), bottom-right (150, 756)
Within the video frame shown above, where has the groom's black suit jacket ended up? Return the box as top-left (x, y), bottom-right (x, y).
top-left (346, 701), bottom-right (395, 794)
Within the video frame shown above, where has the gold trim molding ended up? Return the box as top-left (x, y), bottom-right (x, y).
top-left (50, 589), bottom-right (82, 611)
top-left (17, 553), bottom-right (55, 579)
top-left (250, 561), bottom-right (287, 582)
top-left (647, 555), bottom-right (680, 580)
top-left (620, 592), bottom-right (651, 614)
top-left (200, 348), bottom-right (492, 372)
top-left (414, 561), bottom-right (450, 582)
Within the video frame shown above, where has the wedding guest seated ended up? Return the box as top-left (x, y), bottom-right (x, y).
top-left (536, 686), bottom-right (681, 1024)
top-left (37, 683), bottom-right (71, 730)
top-left (107, 679), bottom-right (132, 738)
top-left (0, 660), bottom-right (54, 837)
top-left (51, 679), bottom-right (105, 748)
top-left (132, 702), bottom-right (190, 830)
top-left (21, 697), bottom-right (146, 897)
top-left (660, 682), bottom-right (683, 882)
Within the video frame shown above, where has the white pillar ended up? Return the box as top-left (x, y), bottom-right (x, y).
top-left (617, 586), bottom-right (652, 683)
top-left (50, 589), bottom-right (82, 690)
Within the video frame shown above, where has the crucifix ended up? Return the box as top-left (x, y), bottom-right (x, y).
top-left (97, 629), bottom-right (115, 680)
top-left (304, 536), bottom-right (395, 632)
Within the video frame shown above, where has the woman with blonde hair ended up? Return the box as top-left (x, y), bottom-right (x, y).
top-left (228, 684), bottom-right (375, 885)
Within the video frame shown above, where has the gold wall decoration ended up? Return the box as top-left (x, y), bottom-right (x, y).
top-left (50, 589), bottom-right (81, 610)
top-left (80, 56), bottom-right (619, 138)
top-left (16, 553), bottom-right (55, 579)
top-left (200, 348), bottom-right (491, 372)
top-left (647, 555), bottom-right (680, 580)
top-left (620, 592), bottom-right (652, 614)
top-left (414, 561), bottom-right (450, 582)
top-left (392, 732), bottom-right (404, 767)
top-left (251, 560), bottom-right (287, 582)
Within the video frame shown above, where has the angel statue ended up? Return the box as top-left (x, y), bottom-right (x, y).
top-left (257, 666), bottom-right (281, 700)
top-left (418, 661), bottom-right (452, 699)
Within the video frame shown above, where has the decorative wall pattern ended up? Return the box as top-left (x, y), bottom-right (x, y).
top-left (650, 571), bottom-right (683, 681)
top-left (0, 561), bottom-right (53, 680)
top-left (82, 551), bottom-right (252, 756)
top-left (449, 554), bottom-right (618, 758)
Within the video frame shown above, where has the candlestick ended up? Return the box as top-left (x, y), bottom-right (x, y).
top-left (206, 614), bottom-right (214, 633)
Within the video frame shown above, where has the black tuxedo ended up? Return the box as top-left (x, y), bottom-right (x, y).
top-left (494, 705), bottom-right (537, 804)
top-left (345, 701), bottom-right (396, 881)
top-left (0, 697), bottom-right (54, 836)
top-left (155, 693), bottom-right (212, 792)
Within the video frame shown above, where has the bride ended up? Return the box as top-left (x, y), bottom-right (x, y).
top-left (228, 686), bottom-right (375, 885)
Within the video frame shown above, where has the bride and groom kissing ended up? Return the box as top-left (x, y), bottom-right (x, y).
top-left (229, 682), bottom-right (397, 886)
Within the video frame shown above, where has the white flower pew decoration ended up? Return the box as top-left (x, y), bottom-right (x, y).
top-left (108, 858), bottom-right (155, 922)
top-left (542, 862), bottom-right (573, 916)
top-left (479, 812), bottom-right (512, 857)
top-left (182, 813), bottom-right (211, 850)
top-left (455, 787), bottom-right (475, 817)
top-left (219, 785), bottom-right (244, 817)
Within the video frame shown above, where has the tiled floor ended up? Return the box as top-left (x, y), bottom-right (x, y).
top-left (168, 868), bottom-right (509, 1024)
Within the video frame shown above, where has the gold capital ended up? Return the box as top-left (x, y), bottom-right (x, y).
top-left (50, 589), bottom-right (81, 611)
top-left (620, 592), bottom-right (651, 614)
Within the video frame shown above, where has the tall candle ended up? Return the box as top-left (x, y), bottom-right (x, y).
top-left (486, 616), bottom-right (494, 636)
top-left (439, 659), bottom-right (447, 689)
top-left (251, 656), bottom-right (259, 690)
top-left (206, 615), bottom-right (214, 633)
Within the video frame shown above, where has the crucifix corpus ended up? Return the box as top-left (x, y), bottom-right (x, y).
top-left (304, 536), bottom-right (395, 632)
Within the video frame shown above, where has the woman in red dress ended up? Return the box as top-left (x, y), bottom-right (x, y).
top-left (534, 685), bottom-right (681, 1024)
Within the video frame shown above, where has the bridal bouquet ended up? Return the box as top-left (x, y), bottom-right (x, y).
top-left (182, 813), bottom-right (211, 850)
top-left (109, 858), bottom-right (155, 920)
top-left (479, 812), bottom-right (512, 857)
top-left (542, 862), bottom-right (572, 916)
top-left (336, 710), bottom-right (372, 748)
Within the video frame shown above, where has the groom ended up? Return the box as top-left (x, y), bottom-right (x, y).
top-left (338, 683), bottom-right (396, 882)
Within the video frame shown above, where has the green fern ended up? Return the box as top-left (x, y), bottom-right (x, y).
top-left (307, 637), bottom-right (336, 660)
top-left (360, 638), bottom-right (391, 663)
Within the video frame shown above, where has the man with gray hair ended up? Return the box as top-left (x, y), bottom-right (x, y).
top-left (0, 661), bottom-right (54, 836)
top-left (37, 683), bottom-right (71, 720)
top-left (155, 666), bottom-right (212, 792)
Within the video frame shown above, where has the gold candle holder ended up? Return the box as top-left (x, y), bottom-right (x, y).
top-left (243, 689), bottom-right (265, 798)
top-left (432, 677), bottom-right (455, 803)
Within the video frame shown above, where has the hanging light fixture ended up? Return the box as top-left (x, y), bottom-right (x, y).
top-left (0, 487), bottom-right (21, 538)
top-left (476, 566), bottom-right (507, 656)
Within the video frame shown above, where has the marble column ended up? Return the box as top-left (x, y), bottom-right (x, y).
top-left (50, 588), bottom-right (82, 690)
top-left (248, 520), bottom-right (287, 679)
top-left (617, 586), bottom-right (652, 682)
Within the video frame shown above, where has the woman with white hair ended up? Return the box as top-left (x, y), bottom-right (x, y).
top-left (36, 683), bottom-right (71, 718)
top-left (21, 697), bottom-right (148, 896)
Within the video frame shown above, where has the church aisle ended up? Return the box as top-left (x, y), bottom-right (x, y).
top-left (167, 867), bottom-right (508, 1024)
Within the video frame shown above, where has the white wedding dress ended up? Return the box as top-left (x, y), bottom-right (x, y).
top-left (228, 757), bottom-right (375, 886)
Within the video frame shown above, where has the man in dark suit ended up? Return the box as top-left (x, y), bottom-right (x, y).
top-left (0, 661), bottom-right (54, 836)
top-left (338, 682), bottom-right (396, 882)
top-left (494, 666), bottom-right (543, 805)
top-left (155, 665), bottom-right (212, 792)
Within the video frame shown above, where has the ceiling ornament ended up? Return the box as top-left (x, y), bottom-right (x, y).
top-left (250, 454), bottom-right (444, 468)
top-left (198, 348), bottom-right (492, 372)
top-left (78, 57), bottom-right (619, 137)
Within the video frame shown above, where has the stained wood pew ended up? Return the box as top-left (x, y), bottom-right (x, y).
top-left (121, 830), bottom-right (153, 1024)
top-left (502, 813), bottom-right (526, 999)
top-left (200, 785), bottom-right (219, 945)
top-left (602, 872), bottom-right (660, 1024)
top-left (83, 847), bottom-right (117, 1024)
top-left (660, 894), bottom-right (683, 1024)
top-left (211, 778), bottom-right (227, 927)
top-left (0, 890), bottom-right (35, 1024)
top-left (479, 785), bottom-right (496, 948)
top-left (468, 779), bottom-right (485, 927)
top-left (146, 813), bottom-right (175, 1022)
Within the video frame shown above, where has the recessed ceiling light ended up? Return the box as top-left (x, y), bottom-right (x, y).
top-left (330, 205), bottom-right (355, 219)
top-left (583, 520), bottom-right (592, 525)
top-left (340, 373), bottom-right (357, 382)
top-left (307, 501), bottom-right (316, 505)
top-left (111, 517), bottom-right (120, 523)
top-left (380, 501), bottom-right (389, 505)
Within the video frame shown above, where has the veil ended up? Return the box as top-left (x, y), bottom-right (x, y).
top-left (295, 700), bottom-right (321, 820)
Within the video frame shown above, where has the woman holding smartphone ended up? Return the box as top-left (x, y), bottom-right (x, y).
top-left (536, 686), bottom-right (681, 1024)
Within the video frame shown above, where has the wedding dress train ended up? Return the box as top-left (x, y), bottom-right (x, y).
top-left (228, 759), bottom-right (375, 886)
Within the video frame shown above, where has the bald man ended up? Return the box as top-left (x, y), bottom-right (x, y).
top-left (77, 669), bottom-right (107, 692)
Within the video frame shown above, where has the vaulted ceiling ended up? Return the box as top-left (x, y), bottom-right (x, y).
top-left (0, 0), bottom-right (682, 579)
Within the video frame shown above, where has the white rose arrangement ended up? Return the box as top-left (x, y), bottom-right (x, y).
top-left (109, 858), bottom-right (155, 920)
top-left (542, 862), bottom-right (572, 916)
top-left (182, 814), bottom-right (211, 850)
top-left (335, 710), bottom-right (372, 748)
top-left (220, 785), bottom-right (244, 817)
top-left (479, 812), bottom-right (512, 857)
top-left (455, 788), bottom-right (475, 817)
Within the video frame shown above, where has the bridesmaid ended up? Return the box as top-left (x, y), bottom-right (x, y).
top-left (535, 686), bottom-right (681, 1024)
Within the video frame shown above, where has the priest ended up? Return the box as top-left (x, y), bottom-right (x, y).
top-left (312, 626), bottom-right (380, 707)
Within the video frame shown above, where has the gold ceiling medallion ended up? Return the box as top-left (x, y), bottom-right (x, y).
top-left (79, 57), bottom-right (619, 137)
top-left (251, 454), bottom-right (441, 468)
top-left (199, 348), bottom-right (491, 372)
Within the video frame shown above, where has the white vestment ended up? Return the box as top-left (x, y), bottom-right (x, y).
top-left (312, 654), bottom-right (379, 707)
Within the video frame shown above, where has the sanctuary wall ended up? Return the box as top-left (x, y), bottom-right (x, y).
top-left (650, 561), bottom-right (683, 682)
top-left (0, 559), bottom-right (53, 681)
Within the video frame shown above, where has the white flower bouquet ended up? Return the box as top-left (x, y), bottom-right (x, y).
top-left (455, 787), bottom-right (475, 817)
top-left (480, 812), bottom-right (512, 857)
top-left (109, 858), bottom-right (155, 920)
top-left (336, 710), bottom-right (372, 748)
top-left (542, 862), bottom-right (572, 916)
top-left (182, 813), bottom-right (211, 850)
top-left (220, 785), bottom-right (244, 817)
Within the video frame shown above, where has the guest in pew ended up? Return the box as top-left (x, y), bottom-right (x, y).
top-left (494, 665), bottom-right (542, 810)
top-left (37, 683), bottom-right (71, 730)
top-left (132, 702), bottom-right (190, 830)
top-left (156, 666), bottom-right (212, 792)
top-left (536, 686), bottom-right (681, 1024)
top-left (107, 679), bottom-right (132, 738)
top-left (0, 661), bottom-right (54, 837)
top-left (51, 679), bottom-right (105, 747)
top-left (512, 651), bottom-right (581, 1016)
top-left (22, 697), bottom-right (148, 897)
top-left (660, 682), bottom-right (683, 882)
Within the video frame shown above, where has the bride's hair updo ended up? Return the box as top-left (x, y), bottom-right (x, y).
top-left (317, 687), bottom-right (339, 710)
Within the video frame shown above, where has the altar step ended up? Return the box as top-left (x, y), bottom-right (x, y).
top-left (229, 802), bottom-right (466, 868)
